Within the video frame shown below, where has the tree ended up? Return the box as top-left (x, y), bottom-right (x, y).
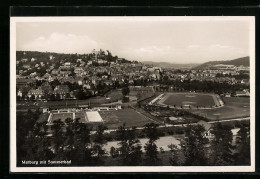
top-left (122, 87), bottom-right (130, 96)
top-left (51, 118), bottom-right (94, 165)
top-left (70, 119), bottom-right (92, 165)
top-left (45, 93), bottom-right (50, 100)
top-left (84, 90), bottom-right (92, 98)
top-left (75, 89), bottom-right (85, 100)
top-left (168, 144), bottom-right (181, 166)
top-left (50, 94), bottom-right (55, 101)
top-left (41, 95), bottom-right (45, 100)
top-left (143, 123), bottom-right (161, 165)
top-left (92, 125), bottom-right (108, 165)
top-left (96, 81), bottom-right (104, 94)
top-left (122, 96), bottom-right (129, 103)
top-left (51, 119), bottom-right (66, 160)
top-left (63, 118), bottom-right (75, 160)
top-left (233, 125), bottom-right (250, 165)
top-left (65, 93), bottom-right (71, 99)
top-left (32, 122), bottom-right (54, 161)
top-left (31, 94), bottom-right (35, 101)
top-left (55, 94), bottom-right (61, 101)
top-left (210, 123), bottom-right (235, 165)
top-left (110, 146), bottom-right (119, 158)
top-left (17, 114), bottom-right (48, 162)
top-left (179, 125), bottom-right (209, 166)
top-left (50, 79), bottom-right (61, 89)
top-left (116, 124), bottom-right (142, 166)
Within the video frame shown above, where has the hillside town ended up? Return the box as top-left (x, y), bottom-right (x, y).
top-left (16, 49), bottom-right (250, 102)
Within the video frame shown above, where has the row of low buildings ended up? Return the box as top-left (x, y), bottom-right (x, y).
top-left (18, 83), bottom-right (71, 100)
top-left (164, 69), bottom-right (249, 85)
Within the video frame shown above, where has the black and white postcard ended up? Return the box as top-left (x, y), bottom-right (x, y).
top-left (10, 16), bottom-right (255, 172)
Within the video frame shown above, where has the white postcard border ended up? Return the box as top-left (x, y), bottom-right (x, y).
top-left (10, 16), bottom-right (255, 173)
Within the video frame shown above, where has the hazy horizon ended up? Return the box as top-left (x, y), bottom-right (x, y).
top-left (16, 17), bottom-right (251, 64)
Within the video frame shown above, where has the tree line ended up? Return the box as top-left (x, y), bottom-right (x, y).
top-left (158, 79), bottom-right (249, 94)
top-left (17, 110), bottom-right (250, 166)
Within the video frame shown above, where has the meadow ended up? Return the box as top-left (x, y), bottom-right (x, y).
top-left (99, 108), bottom-right (152, 129)
top-left (190, 97), bottom-right (250, 120)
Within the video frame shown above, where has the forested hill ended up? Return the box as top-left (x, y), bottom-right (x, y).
top-left (16, 50), bottom-right (131, 64)
top-left (193, 56), bottom-right (250, 69)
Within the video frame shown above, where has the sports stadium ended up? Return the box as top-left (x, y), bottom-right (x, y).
top-left (149, 92), bottom-right (250, 121)
top-left (151, 92), bottom-right (224, 109)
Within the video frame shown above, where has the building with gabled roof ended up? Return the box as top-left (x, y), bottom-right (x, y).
top-left (27, 89), bottom-right (44, 99)
top-left (53, 85), bottom-right (70, 99)
top-left (197, 120), bottom-right (213, 138)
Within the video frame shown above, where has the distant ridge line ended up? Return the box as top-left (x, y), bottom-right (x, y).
top-left (193, 56), bottom-right (250, 69)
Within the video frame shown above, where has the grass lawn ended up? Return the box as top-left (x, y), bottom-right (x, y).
top-left (105, 89), bottom-right (123, 102)
top-left (162, 93), bottom-right (216, 108)
top-left (99, 108), bottom-right (152, 129)
top-left (190, 97), bottom-right (250, 120)
top-left (75, 112), bottom-right (87, 123)
top-left (37, 111), bottom-right (87, 123)
top-left (37, 112), bottom-right (49, 123)
top-left (52, 113), bottom-right (74, 122)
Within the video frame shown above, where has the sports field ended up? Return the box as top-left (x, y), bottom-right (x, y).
top-left (99, 108), bottom-right (152, 129)
top-left (190, 97), bottom-right (250, 120)
top-left (159, 93), bottom-right (220, 108)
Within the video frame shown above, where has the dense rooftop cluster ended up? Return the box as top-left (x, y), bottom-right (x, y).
top-left (16, 50), bottom-right (250, 101)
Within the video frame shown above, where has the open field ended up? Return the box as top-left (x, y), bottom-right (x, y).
top-left (160, 93), bottom-right (218, 108)
top-left (99, 108), bottom-right (152, 129)
top-left (190, 97), bottom-right (250, 120)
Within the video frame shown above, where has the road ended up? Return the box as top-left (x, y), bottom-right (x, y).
top-left (90, 117), bottom-right (250, 134)
top-left (100, 117), bottom-right (250, 155)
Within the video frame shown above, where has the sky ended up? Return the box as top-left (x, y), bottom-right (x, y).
top-left (16, 17), bottom-right (251, 64)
